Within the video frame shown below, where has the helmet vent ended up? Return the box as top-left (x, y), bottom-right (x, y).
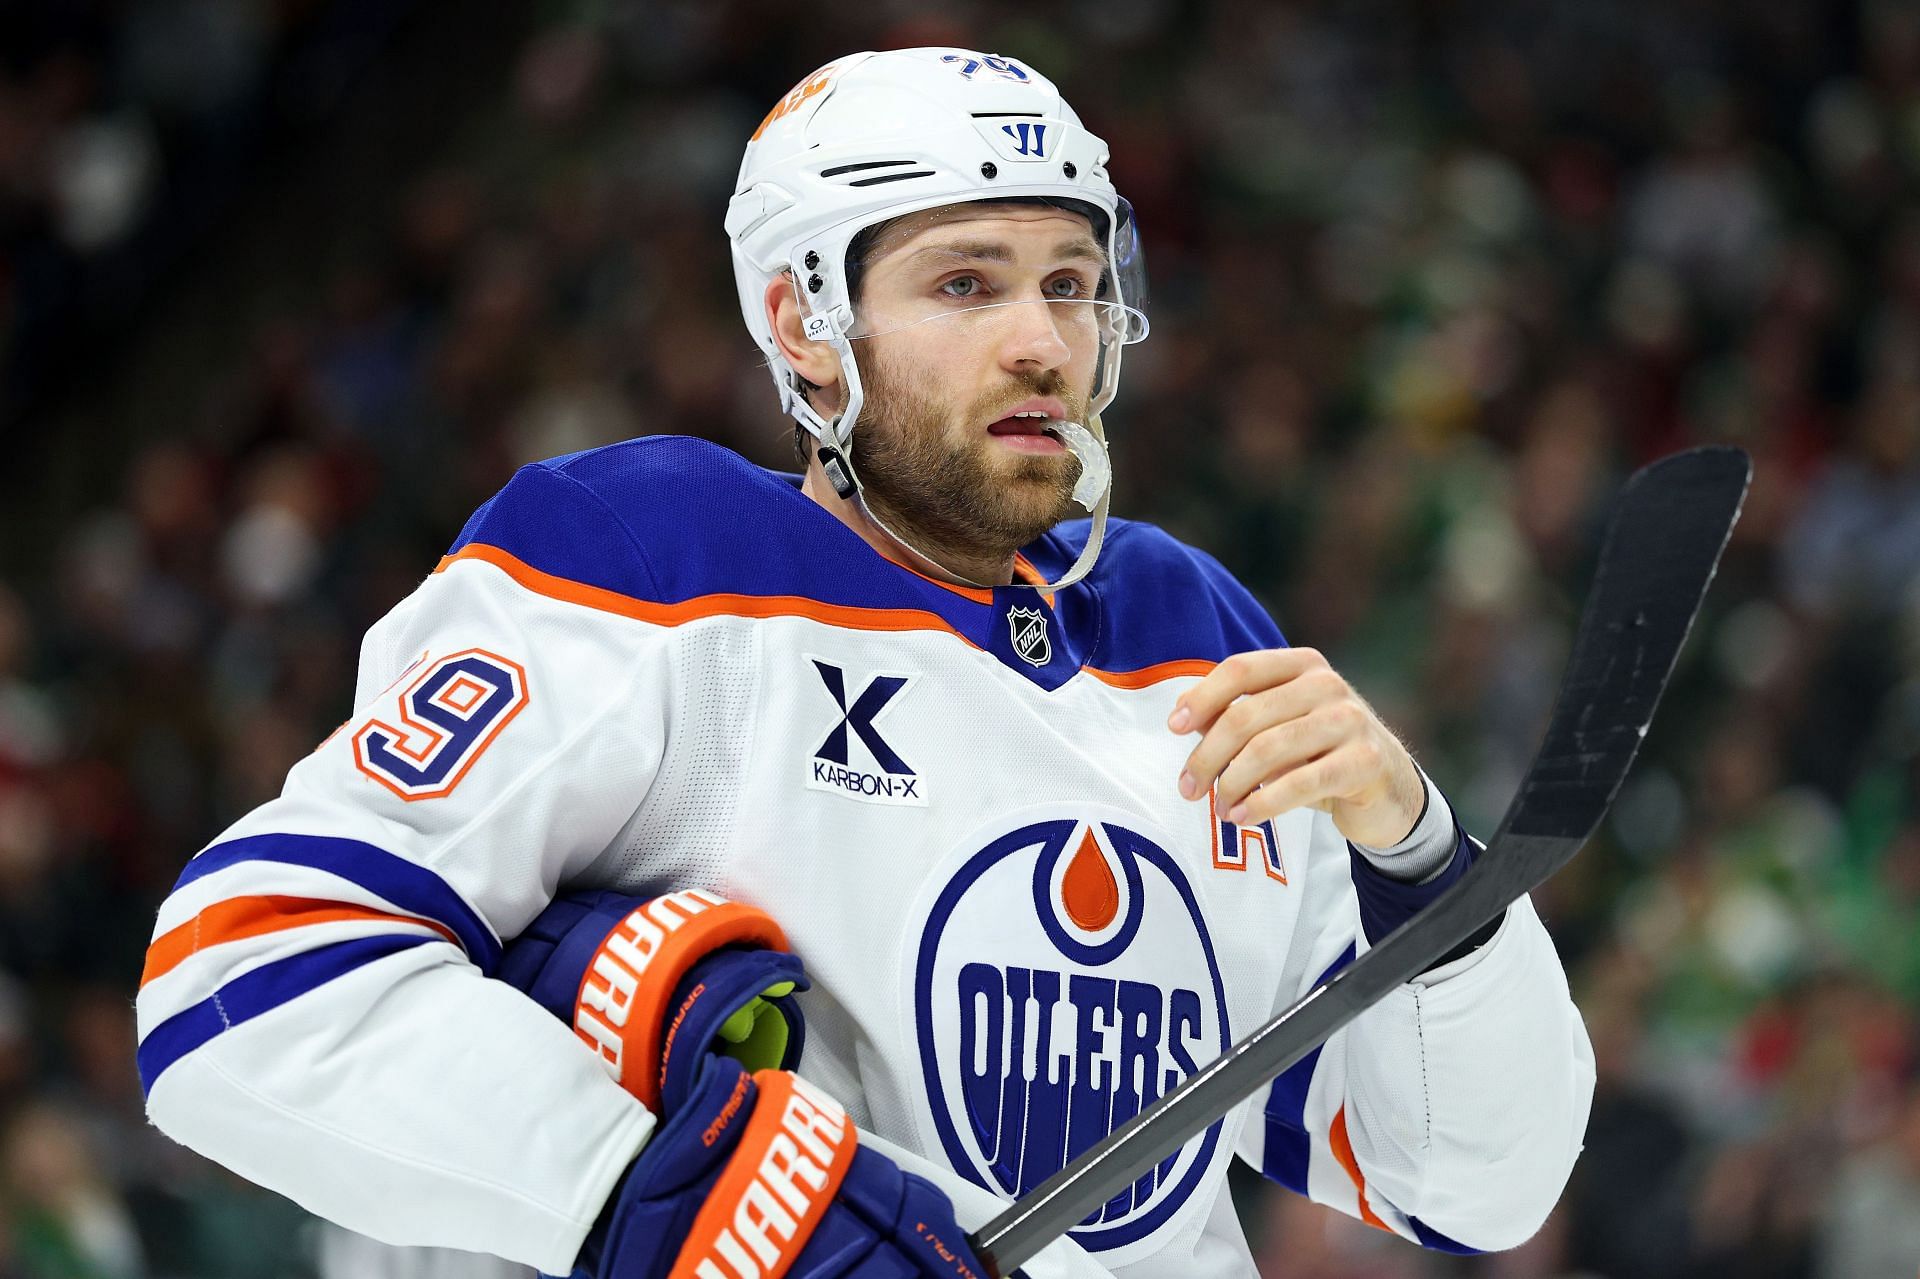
top-left (846, 170), bottom-right (935, 187)
top-left (819, 159), bottom-right (915, 178)
top-left (970, 112), bottom-right (1043, 118)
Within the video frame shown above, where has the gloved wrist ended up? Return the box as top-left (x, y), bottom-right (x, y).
top-left (579, 1057), bottom-right (992, 1279)
top-left (656, 947), bottom-right (807, 1115)
top-left (496, 888), bottom-right (809, 1114)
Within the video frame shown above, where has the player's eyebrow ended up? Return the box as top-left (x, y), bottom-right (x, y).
top-left (904, 236), bottom-right (1107, 271)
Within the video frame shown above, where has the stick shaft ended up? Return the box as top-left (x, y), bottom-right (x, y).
top-left (967, 447), bottom-right (1750, 1274)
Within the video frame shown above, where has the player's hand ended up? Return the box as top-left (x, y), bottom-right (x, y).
top-left (497, 888), bottom-right (807, 1115)
top-left (1169, 648), bottom-right (1426, 848)
top-left (580, 1057), bottom-right (992, 1279)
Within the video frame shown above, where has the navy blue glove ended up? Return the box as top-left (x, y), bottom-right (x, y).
top-left (499, 888), bottom-right (807, 1115)
top-left (578, 1056), bottom-right (994, 1279)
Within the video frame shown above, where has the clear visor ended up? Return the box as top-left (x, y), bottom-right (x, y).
top-left (838, 197), bottom-right (1151, 345)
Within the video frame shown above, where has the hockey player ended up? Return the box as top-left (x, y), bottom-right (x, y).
top-left (135, 48), bottom-right (1594, 1279)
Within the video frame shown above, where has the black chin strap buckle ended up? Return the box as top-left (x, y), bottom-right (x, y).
top-left (817, 444), bottom-right (857, 500)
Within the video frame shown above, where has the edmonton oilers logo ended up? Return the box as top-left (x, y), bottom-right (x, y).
top-left (911, 812), bottom-right (1231, 1260)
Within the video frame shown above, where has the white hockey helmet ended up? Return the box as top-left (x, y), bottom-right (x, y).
top-left (725, 48), bottom-right (1149, 485)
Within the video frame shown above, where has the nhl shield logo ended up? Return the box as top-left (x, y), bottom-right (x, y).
top-left (1008, 606), bottom-right (1051, 667)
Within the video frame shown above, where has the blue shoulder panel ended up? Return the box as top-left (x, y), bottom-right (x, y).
top-left (451, 461), bottom-right (663, 601)
top-left (452, 437), bottom-right (921, 609)
top-left (1031, 518), bottom-right (1288, 672)
top-left (449, 436), bottom-right (1288, 687)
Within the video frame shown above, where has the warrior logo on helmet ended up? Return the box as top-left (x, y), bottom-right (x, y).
top-left (909, 807), bottom-right (1232, 1264)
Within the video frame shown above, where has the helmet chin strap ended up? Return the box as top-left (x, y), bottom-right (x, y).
top-left (814, 414), bottom-right (1113, 595)
top-left (799, 326), bottom-right (1115, 595)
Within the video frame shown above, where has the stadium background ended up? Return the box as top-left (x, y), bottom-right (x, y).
top-left (2, 1), bottom-right (1918, 1275)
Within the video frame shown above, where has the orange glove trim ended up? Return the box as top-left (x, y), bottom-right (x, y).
top-left (667, 1070), bottom-right (858, 1279)
top-left (571, 890), bottom-right (790, 1110)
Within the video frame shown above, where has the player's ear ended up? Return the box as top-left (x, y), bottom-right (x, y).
top-left (765, 275), bottom-right (842, 396)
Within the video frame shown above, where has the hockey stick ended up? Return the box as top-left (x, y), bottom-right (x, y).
top-left (968, 445), bottom-right (1751, 1275)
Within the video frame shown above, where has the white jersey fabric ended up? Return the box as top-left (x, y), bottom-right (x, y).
top-left (136, 436), bottom-right (1594, 1277)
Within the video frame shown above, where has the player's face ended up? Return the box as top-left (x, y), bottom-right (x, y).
top-left (848, 205), bottom-right (1104, 558)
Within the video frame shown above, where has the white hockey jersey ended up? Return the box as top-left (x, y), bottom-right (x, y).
top-left (135, 436), bottom-right (1594, 1278)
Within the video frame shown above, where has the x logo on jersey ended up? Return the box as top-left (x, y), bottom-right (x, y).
top-left (812, 661), bottom-right (914, 776)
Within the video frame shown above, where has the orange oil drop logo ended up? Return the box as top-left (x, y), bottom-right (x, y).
top-left (750, 63), bottom-right (839, 141)
top-left (1060, 829), bottom-right (1120, 931)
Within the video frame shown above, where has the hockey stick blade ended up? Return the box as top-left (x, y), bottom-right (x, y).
top-left (969, 445), bottom-right (1751, 1275)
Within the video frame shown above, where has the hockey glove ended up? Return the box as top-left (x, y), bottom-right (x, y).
top-left (498, 888), bottom-right (807, 1114)
top-left (578, 1055), bottom-right (992, 1279)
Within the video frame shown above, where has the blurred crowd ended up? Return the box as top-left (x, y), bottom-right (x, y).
top-left (0, 0), bottom-right (423, 455)
top-left (3, 0), bottom-right (1920, 1276)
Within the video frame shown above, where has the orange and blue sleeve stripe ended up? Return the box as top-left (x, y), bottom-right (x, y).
top-left (1254, 943), bottom-right (1480, 1256)
top-left (137, 833), bottom-right (501, 1095)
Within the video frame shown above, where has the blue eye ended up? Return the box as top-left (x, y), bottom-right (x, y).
top-left (940, 276), bottom-right (981, 298)
top-left (1048, 276), bottom-right (1085, 298)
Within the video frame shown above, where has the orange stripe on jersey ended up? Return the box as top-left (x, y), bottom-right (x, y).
top-left (437, 543), bottom-right (978, 643)
top-left (1081, 658), bottom-right (1217, 689)
top-left (872, 551), bottom-right (996, 604)
top-left (668, 1071), bottom-right (857, 1279)
top-left (1329, 1105), bottom-right (1391, 1231)
top-left (441, 543), bottom-right (1237, 686)
top-left (140, 896), bottom-right (459, 989)
top-left (1011, 554), bottom-right (1058, 608)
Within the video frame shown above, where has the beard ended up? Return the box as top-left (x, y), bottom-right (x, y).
top-left (849, 341), bottom-right (1086, 567)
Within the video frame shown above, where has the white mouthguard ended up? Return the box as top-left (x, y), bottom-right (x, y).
top-left (1046, 419), bottom-right (1112, 512)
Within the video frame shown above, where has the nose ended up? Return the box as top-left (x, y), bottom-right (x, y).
top-left (997, 298), bottom-right (1073, 375)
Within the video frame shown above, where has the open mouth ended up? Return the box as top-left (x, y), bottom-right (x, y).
top-left (987, 411), bottom-right (1056, 436)
top-left (986, 398), bottom-right (1069, 450)
top-left (987, 412), bottom-right (1068, 453)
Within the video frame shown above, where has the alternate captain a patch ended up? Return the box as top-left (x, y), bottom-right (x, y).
top-left (908, 807), bottom-right (1232, 1265)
